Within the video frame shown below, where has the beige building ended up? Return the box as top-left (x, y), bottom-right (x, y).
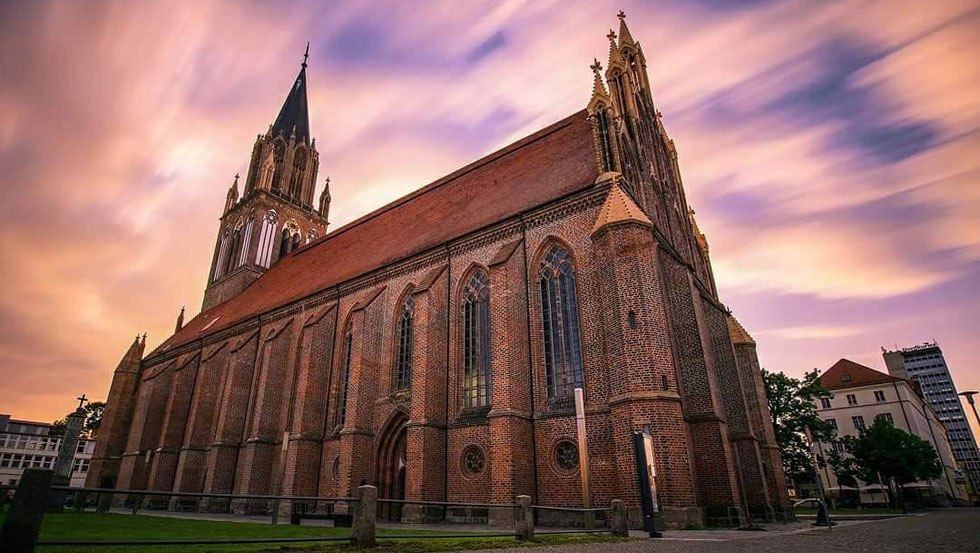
top-left (0, 414), bottom-right (94, 488)
top-left (812, 359), bottom-right (967, 505)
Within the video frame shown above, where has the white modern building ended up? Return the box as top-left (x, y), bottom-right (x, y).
top-left (812, 359), bottom-right (968, 505)
top-left (883, 342), bottom-right (980, 494)
top-left (0, 414), bottom-right (94, 488)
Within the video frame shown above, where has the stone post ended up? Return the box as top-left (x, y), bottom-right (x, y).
top-left (1, 468), bottom-right (53, 553)
top-left (515, 495), bottom-right (533, 541)
top-left (350, 485), bottom-right (377, 548)
top-left (48, 407), bottom-right (85, 511)
top-left (610, 499), bottom-right (629, 537)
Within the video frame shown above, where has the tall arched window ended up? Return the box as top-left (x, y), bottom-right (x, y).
top-left (394, 293), bottom-right (415, 390)
top-left (279, 228), bottom-right (292, 258)
top-left (337, 326), bottom-right (353, 426)
top-left (539, 244), bottom-right (584, 402)
top-left (271, 140), bottom-right (286, 192)
top-left (289, 148), bottom-right (306, 199)
top-left (462, 271), bottom-right (491, 408)
top-left (597, 106), bottom-right (614, 172)
top-left (291, 232), bottom-right (301, 252)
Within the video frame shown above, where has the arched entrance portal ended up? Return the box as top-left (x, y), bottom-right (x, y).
top-left (376, 411), bottom-right (408, 522)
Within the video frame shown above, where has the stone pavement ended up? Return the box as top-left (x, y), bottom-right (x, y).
top-left (470, 509), bottom-right (980, 552)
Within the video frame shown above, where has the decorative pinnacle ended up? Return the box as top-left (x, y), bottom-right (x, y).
top-left (618, 10), bottom-right (626, 20)
top-left (302, 41), bottom-right (310, 67)
top-left (607, 29), bottom-right (617, 42)
top-left (590, 58), bottom-right (602, 75)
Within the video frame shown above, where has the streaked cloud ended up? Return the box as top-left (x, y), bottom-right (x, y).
top-left (0, 0), bottom-right (977, 447)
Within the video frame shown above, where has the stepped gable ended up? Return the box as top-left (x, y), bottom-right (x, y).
top-left (820, 358), bottom-right (903, 391)
top-left (155, 109), bottom-right (597, 354)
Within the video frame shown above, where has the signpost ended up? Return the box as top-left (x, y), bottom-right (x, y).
top-left (573, 388), bottom-right (594, 529)
top-left (632, 428), bottom-right (665, 537)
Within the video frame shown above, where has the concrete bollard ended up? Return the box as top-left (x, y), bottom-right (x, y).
top-left (350, 485), bottom-right (377, 548)
top-left (610, 499), bottom-right (629, 537)
top-left (0, 468), bottom-right (53, 553)
top-left (515, 495), bottom-right (534, 541)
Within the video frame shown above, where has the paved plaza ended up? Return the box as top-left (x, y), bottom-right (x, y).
top-left (479, 509), bottom-right (980, 552)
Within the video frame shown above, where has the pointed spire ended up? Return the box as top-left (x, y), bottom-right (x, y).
top-left (175, 306), bottom-right (185, 334)
top-left (224, 174), bottom-right (239, 213)
top-left (318, 176), bottom-right (332, 222)
top-left (590, 58), bottom-right (608, 99)
top-left (592, 181), bottom-right (652, 235)
top-left (605, 29), bottom-right (627, 77)
top-left (270, 46), bottom-right (311, 146)
top-left (617, 10), bottom-right (636, 49)
top-left (114, 334), bottom-right (146, 374)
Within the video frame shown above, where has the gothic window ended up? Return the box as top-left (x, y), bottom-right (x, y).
top-left (279, 227), bottom-right (292, 258)
top-left (394, 293), bottom-right (415, 391)
top-left (539, 244), bottom-right (584, 402)
top-left (255, 210), bottom-right (278, 268)
top-left (306, 229), bottom-right (318, 244)
top-left (289, 148), bottom-right (307, 199)
top-left (462, 270), bottom-right (491, 409)
top-left (271, 140), bottom-right (286, 192)
top-left (337, 327), bottom-right (353, 426)
top-left (213, 230), bottom-right (230, 280)
top-left (291, 232), bottom-right (301, 252)
top-left (461, 445), bottom-right (486, 476)
top-left (597, 107), bottom-right (614, 172)
top-left (238, 217), bottom-right (254, 267)
top-left (226, 225), bottom-right (241, 273)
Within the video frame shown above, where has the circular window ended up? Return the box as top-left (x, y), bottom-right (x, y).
top-left (555, 441), bottom-right (579, 472)
top-left (332, 457), bottom-right (341, 482)
top-left (461, 446), bottom-right (486, 476)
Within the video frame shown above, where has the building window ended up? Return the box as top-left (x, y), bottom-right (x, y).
top-left (846, 394), bottom-right (858, 406)
top-left (539, 244), bottom-right (584, 402)
top-left (462, 270), bottom-right (491, 409)
top-left (876, 412), bottom-right (894, 424)
top-left (555, 440), bottom-right (580, 472)
top-left (827, 418), bottom-right (837, 430)
top-left (874, 390), bottom-right (886, 402)
top-left (852, 415), bottom-right (865, 430)
top-left (820, 397), bottom-right (831, 409)
top-left (461, 445), bottom-right (486, 476)
top-left (394, 293), bottom-right (415, 390)
top-left (337, 327), bottom-right (353, 426)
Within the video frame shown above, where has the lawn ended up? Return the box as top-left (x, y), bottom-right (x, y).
top-left (795, 507), bottom-right (904, 515)
top-left (15, 511), bottom-right (628, 553)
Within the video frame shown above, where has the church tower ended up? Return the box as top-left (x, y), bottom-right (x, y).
top-left (202, 46), bottom-right (330, 310)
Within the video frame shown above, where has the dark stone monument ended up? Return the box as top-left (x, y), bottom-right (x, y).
top-left (0, 468), bottom-right (53, 553)
top-left (48, 395), bottom-right (87, 511)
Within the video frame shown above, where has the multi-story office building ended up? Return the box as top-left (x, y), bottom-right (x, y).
top-left (0, 414), bottom-right (94, 487)
top-left (813, 359), bottom-right (968, 505)
top-left (884, 342), bottom-right (980, 493)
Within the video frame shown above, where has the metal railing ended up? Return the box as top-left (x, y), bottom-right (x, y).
top-left (0, 470), bottom-right (628, 550)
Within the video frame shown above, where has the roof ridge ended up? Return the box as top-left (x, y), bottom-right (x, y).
top-left (291, 110), bottom-right (586, 259)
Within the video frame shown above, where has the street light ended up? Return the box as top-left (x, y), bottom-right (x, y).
top-left (959, 391), bottom-right (980, 430)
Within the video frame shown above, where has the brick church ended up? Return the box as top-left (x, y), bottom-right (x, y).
top-left (89, 13), bottom-right (789, 527)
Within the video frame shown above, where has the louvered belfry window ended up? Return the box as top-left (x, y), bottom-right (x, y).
top-left (462, 271), bottom-right (491, 408)
top-left (395, 294), bottom-right (415, 390)
top-left (539, 245), bottom-right (584, 401)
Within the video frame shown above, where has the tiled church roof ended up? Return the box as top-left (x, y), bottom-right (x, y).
top-left (156, 109), bottom-right (598, 354)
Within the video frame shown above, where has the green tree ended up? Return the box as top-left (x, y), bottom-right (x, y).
top-left (819, 445), bottom-right (861, 506)
top-left (49, 401), bottom-right (106, 439)
top-left (762, 369), bottom-right (835, 478)
top-left (848, 418), bottom-right (942, 505)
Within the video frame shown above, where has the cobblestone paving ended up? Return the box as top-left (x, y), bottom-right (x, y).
top-left (476, 509), bottom-right (980, 553)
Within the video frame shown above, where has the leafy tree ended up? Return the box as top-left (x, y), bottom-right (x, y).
top-left (49, 401), bottom-right (106, 439)
top-left (762, 369), bottom-right (835, 478)
top-left (82, 401), bottom-right (106, 437)
top-left (848, 418), bottom-right (942, 501)
top-left (819, 445), bottom-right (861, 506)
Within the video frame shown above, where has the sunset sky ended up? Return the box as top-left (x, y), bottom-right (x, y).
top-left (1, 0), bottom-right (978, 439)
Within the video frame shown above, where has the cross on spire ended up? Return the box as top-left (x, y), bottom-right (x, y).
top-left (76, 394), bottom-right (88, 410)
top-left (302, 42), bottom-right (310, 67)
top-left (617, 10), bottom-right (626, 20)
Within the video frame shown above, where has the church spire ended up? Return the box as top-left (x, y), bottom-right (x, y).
top-left (318, 176), bottom-right (331, 223)
top-left (605, 29), bottom-right (627, 76)
top-left (270, 45), bottom-right (312, 146)
top-left (616, 10), bottom-right (636, 49)
top-left (224, 173), bottom-right (239, 214)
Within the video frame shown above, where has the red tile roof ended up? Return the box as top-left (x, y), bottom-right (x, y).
top-left (155, 110), bottom-right (598, 354)
top-left (820, 358), bottom-right (902, 391)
